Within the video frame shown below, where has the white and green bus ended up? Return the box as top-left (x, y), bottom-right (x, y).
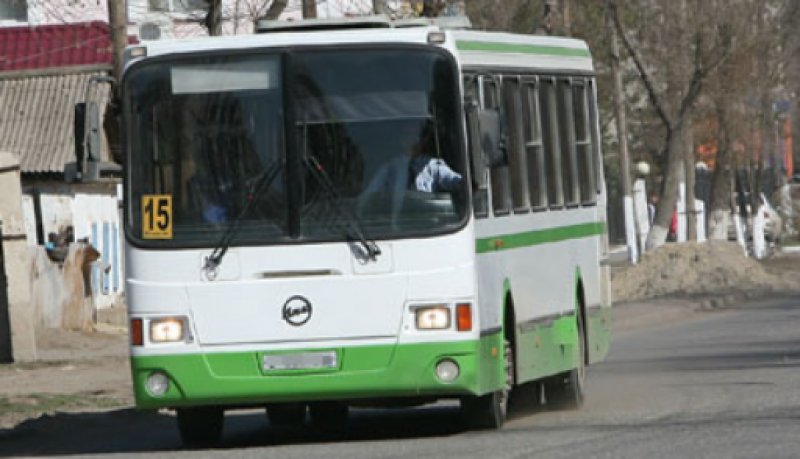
top-left (118, 17), bottom-right (611, 445)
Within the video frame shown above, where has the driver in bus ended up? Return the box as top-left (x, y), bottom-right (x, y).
top-left (364, 121), bottom-right (463, 195)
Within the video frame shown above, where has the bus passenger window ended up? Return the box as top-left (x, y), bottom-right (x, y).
top-left (540, 78), bottom-right (564, 208)
top-left (522, 79), bottom-right (547, 210)
top-left (482, 78), bottom-right (498, 109)
top-left (503, 77), bottom-right (529, 213)
top-left (588, 80), bottom-right (603, 194)
top-left (573, 80), bottom-right (596, 204)
top-left (557, 79), bottom-right (580, 207)
top-left (465, 74), bottom-right (489, 219)
top-left (483, 77), bottom-right (511, 217)
top-left (490, 158), bottom-right (512, 216)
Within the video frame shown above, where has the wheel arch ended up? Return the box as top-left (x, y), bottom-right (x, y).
top-left (574, 269), bottom-right (589, 366)
top-left (501, 278), bottom-right (517, 384)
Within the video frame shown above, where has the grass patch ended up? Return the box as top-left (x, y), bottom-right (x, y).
top-left (0, 393), bottom-right (126, 417)
top-left (0, 360), bottom-right (72, 373)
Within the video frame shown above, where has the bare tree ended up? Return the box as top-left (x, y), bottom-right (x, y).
top-left (609, 0), bottom-right (731, 249)
top-left (197, 0), bottom-right (290, 35)
top-left (205, 0), bottom-right (223, 35)
top-left (605, 0), bottom-right (637, 259)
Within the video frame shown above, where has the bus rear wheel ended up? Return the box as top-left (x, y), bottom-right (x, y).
top-left (546, 313), bottom-right (586, 409)
top-left (176, 406), bottom-right (224, 447)
top-left (461, 339), bottom-right (513, 429)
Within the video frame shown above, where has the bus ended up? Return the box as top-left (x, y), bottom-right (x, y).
top-left (115, 17), bottom-right (612, 446)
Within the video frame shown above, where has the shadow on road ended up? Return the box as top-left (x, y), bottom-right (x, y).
top-left (0, 404), bottom-right (475, 456)
top-left (0, 387), bottom-right (561, 456)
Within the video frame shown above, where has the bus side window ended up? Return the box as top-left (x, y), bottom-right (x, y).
top-left (502, 76), bottom-right (530, 213)
top-left (522, 78), bottom-right (547, 210)
top-left (485, 77), bottom-right (511, 217)
top-left (540, 77), bottom-right (564, 208)
top-left (573, 79), bottom-right (596, 205)
top-left (482, 77), bottom-right (498, 110)
top-left (557, 78), bottom-right (580, 207)
top-left (588, 79), bottom-right (604, 194)
top-left (465, 74), bottom-right (489, 219)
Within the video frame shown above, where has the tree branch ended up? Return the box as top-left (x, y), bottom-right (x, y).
top-left (607, 0), bottom-right (672, 132)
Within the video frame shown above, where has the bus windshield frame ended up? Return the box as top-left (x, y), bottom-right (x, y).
top-left (122, 44), bottom-right (469, 249)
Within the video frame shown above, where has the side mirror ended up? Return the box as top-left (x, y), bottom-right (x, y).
top-left (466, 101), bottom-right (508, 189)
top-left (68, 102), bottom-right (101, 182)
top-left (66, 76), bottom-right (121, 183)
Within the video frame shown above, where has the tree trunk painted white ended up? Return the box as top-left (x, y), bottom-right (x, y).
top-left (695, 199), bottom-right (706, 242)
top-left (777, 184), bottom-right (796, 237)
top-left (708, 209), bottom-right (729, 240)
top-left (753, 206), bottom-right (767, 259)
top-left (633, 179), bottom-right (650, 252)
top-left (733, 213), bottom-right (747, 254)
top-left (647, 225), bottom-right (670, 250)
top-left (623, 196), bottom-right (639, 264)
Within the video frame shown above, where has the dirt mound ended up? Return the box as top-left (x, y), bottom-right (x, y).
top-left (612, 241), bottom-right (794, 302)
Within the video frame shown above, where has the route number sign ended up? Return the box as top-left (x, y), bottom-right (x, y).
top-left (142, 195), bottom-right (173, 239)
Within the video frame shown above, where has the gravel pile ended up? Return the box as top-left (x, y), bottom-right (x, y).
top-left (612, 241), bottom-right (793, 302)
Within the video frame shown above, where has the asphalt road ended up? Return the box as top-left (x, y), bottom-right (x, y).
top-left (2, 296), bottom-right (799, 458)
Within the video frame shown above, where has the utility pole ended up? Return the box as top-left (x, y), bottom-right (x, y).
top-left (106, 0), bottom-right (127, 82)
top-left (607, 1), bottom-right (638, 262)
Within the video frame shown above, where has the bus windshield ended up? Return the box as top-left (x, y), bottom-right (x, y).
top-left (124, 48), bottom-right (467, 247)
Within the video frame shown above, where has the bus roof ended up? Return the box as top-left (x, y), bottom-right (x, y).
top-left (125, 26), bottom-right (439, 65)
top-left (452, 30), bottom-right (593, 73)
top-left (125, 26), bottom-right (593, 74)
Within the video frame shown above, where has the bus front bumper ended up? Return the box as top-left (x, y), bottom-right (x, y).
top-left (130, 336), bottom-right (503, 410)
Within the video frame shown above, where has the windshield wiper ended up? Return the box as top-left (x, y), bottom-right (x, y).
top-left (203, 161), bottom-right (282, 274)
top-left (303, 154), bottom-right (381, 261)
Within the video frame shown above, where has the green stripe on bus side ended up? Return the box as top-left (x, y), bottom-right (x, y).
top-left (130, 335), bottom-right (505, 410)
top-left (456, 40), bottom-right (591, 58)
top-left (475, 222), bottom-right (605, 254)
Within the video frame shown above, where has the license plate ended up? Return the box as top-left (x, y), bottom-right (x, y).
top-left (262, 351), bottom-right (338, 371)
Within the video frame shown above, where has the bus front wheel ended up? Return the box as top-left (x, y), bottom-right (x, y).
top-left (461, 339), bottom-right (513, 429)
top-left (176, 406), bottom-right (224, 447)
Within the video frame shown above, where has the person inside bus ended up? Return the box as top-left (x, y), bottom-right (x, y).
top-left (363, 121), bottom-right (463, 195)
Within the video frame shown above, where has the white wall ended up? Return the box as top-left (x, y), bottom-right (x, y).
top-left (23, 184), bottom-right (124, 309)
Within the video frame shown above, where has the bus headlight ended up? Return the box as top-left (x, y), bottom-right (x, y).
top-left (415, 306), bottom-right (451, 330)
top-left (149, 317), bottom-right (187, 343)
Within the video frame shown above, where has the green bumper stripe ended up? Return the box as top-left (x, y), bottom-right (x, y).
top-left (456, 40), bottom-right (591, 58)
top-left (131, 336), bottom-right (504, 410)
top-left (476, 222), bottom-right (605, 254)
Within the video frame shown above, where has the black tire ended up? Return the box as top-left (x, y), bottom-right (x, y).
top-left (545, 312), bottom-right (586, 409)
top-left (266, 403), bottom-right (307, 427)
top-left (176, 406), bottom-right (224, 448)
top-left (461, 339), bottom-right (513, 429)
top-left (308, 402), bottom-right (349, 432)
